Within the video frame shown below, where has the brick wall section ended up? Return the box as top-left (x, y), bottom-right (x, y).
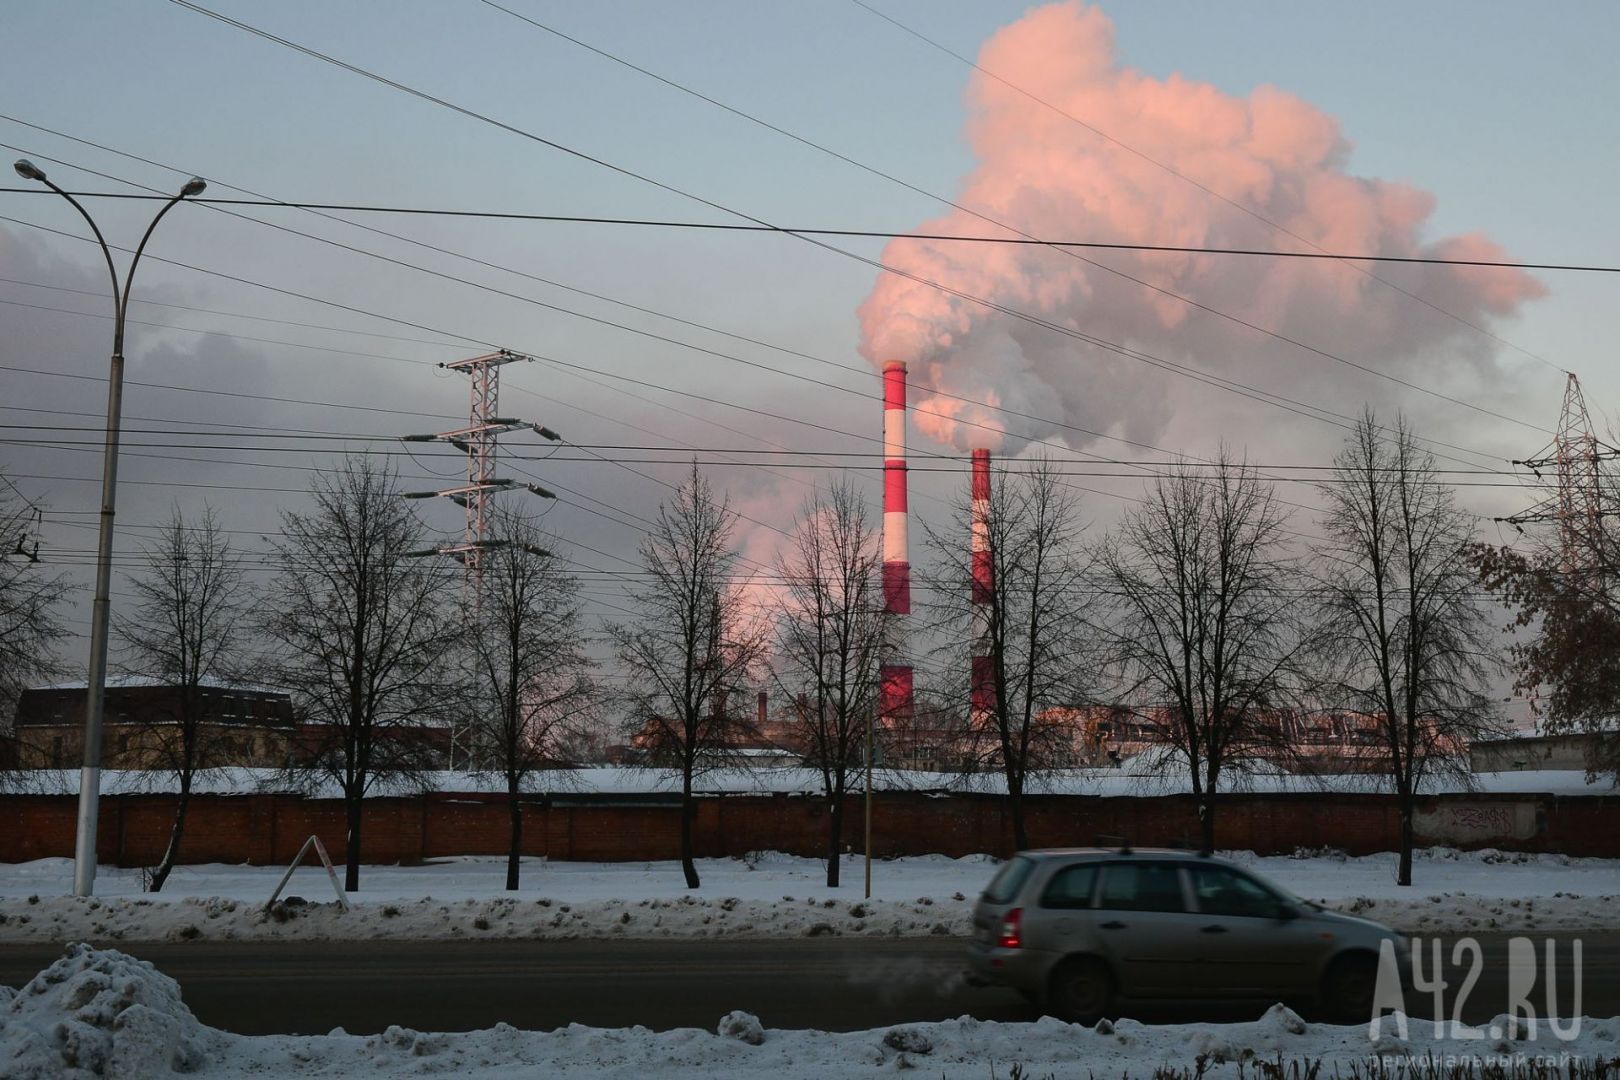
top-left (1, 790), bottom-right (1615, 867)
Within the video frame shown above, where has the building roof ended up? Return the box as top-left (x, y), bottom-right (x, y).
top-left (29, 675), bottom-right (290, 696)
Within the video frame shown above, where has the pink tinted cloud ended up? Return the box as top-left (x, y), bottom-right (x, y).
top-left (856, 1), bottom-right (1545, 451)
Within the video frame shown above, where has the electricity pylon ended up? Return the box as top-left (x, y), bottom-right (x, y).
top-left (1499, 373), bottom-right (1618, 576)
top-left (400, 349), bottom-right (559, 589)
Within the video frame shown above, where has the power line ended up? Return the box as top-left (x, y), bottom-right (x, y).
top-left (152, 3), bottom-right (1551, 446)
top-left (2, 193), bottom-right (1615, 278)
top-left (0, 442), bottom-right (1545, 489)
top-left (0, 423), bottom-right (1531, 475)
top-left (1, 122), bottom-right (1516, 477)
top-left (4, 186), bottom-right (1617, 276)
top-left (0, 151), bottom-right (1461, 538)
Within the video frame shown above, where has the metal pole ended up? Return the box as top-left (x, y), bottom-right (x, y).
top-left (864, 701), bottom-right (873, 900)
top-left (72, 346), bottom-right (126, 896)
top-left (13, 161), bottom-right (203, 897)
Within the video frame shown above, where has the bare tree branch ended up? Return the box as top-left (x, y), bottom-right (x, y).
top-left (466, 503), bottom-right (596, 890)
top-left (1097, 451), bottom-right (1309, 852)
top-left (258, 456), bottom-right (460, 891)
top-left (607, 464), bottom-right (769, 889)
top-left (771, 477), bottom-right (887, 886)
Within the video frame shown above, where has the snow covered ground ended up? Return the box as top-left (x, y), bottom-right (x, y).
top-left (4, 763), bottom-right (1610, 797)
top-left (0, 848), bottom-right (1615, 944)
top-left (3, 945), bottom-right (1618, 1079)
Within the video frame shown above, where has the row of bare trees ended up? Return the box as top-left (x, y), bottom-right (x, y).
top-left (595, 409), bottom-right (1511, 888)
top-left (3, 396), bottom-right (1608, 891)
top-left (0, 458), bottom-right (594, 894)
top-left (907, 410), bottom-right (1506, 885)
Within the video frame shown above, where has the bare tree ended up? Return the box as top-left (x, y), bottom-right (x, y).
top-left (1474, 435), bottom-right (1620, 784)
top-left (772, 478), bottom-right (887, 887)
top-left (922, 456), bottom-right (1097, 850)
top-left (468, 505), bottom-right (595, 891)
top-left (1316, 412), bottom-right (1502, 885)
top-left (115, 507), bottom-right (250, 891)
top-left (260, 457), bottom-right (459, 891)
top-left (1098, 453), bottom-right (1307, 853)
top-left (609, 465), bottom-right (768, 888)
top-left (1, 476), bottom-right (72, 761)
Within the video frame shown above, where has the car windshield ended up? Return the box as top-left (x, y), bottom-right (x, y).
top-left (981, 855), bottom-right (1036, 904)
top-left (1244, 866), bottom-right (1318, 910)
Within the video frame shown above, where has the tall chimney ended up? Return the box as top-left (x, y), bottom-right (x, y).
top-left (878, 361), bottom-right (914, 724)
top-left (969, 448), bottom-right (995, 729)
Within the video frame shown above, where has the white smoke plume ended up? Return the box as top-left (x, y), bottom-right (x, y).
top-left (856, 1), bottom-right (1545, 453)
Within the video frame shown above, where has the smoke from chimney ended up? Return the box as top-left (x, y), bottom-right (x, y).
top-left (856, 2), bottom-right (1544, 454)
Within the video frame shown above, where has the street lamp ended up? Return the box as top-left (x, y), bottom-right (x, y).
top-left (13, 159), bottom-right (206, 897)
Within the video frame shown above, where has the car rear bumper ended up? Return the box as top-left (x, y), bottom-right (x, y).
top-left (965, 941), bottom-right (1055, 995)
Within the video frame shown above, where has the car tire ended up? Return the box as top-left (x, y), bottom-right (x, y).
top-left (1045, 957), bottom-right (1114, 1025)
top-left (1319, 952), bottom-right (1378, 1025)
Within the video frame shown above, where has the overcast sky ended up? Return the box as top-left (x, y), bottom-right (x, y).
top-left (3, 1), bottom-right (1617, 719)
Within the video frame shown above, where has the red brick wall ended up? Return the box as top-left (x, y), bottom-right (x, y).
top-left (0, 789), bottom-right (1614, 867)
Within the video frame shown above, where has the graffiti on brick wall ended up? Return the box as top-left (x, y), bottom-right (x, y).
top-left (1415, 801), bottom-right (1534, 843)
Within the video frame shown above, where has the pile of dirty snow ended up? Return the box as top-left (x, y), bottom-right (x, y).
top-left (4, 947), bottom-right (1620, 1079)
top-left (0, 943), bottom-right (220, 1079)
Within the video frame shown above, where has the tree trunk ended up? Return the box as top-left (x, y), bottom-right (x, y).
top-left (1397, 798), bottom-right (1414, 887)
top-left (344, 793), bottom-right (362, 892)
top-left (680, 765), bottom-right (700, 889)
top-left (1198, 794), bottom-right (1217, 856)
top-left (1008, 773), bottom-right (1029, 852)
top-left (149, 776), bottom-right (191, 893)
top-left (825, 793), bottom-right (843, 888)
top-left (506, 775), bottom-right (523, 892)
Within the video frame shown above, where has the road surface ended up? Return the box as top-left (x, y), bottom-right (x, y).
top-left (0, 935), bottom-right (1611, 1035)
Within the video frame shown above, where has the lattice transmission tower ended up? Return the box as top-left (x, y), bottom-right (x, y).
top-left (1500, 372), bottom-right (1618, 575)
top-left (401, 349), bottom-right (559, 590)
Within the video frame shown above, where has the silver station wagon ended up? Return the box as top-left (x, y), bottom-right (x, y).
top-left (965, 847), bottom-right (1409, 1023)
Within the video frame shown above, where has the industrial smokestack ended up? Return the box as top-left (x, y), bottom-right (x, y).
top-left (881, 361), bottom-right (910, 616)
top-left (970, 448), bottom-right (995, 729)
top-left (879, 360), bottom-right (914, 724)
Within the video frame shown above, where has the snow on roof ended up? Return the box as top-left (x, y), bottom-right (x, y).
top-left (30, 675), bottom-right (289, 696)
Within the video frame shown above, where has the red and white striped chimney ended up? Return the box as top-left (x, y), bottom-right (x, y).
top-left (969, 448), bottom-right (995, 728)
top-left (878, 361), bottom-right (913, 724)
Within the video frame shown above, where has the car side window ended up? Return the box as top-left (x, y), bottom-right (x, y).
top-left (1189, 865), bottom-right (1289, 919)
top-left (1039, 864), bottom-right (1098, 909)
top-left (1096, 863), bottom-right (1186, 913)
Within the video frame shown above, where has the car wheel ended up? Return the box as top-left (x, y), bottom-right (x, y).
top-left (1045, 957), bottom-right (1114, 1025)
top-left (1320, 953), bottom-right (1378, 1025)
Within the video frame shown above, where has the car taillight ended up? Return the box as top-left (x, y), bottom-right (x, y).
top-left (996, 907), bottom-right (1022, 949)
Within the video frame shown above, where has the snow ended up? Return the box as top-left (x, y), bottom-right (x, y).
top-left (4, 763), bottom-right (1611, 797)
top-left (3, 946), bottom-right (1619, 1078)
top-left (0, 847), bottom-right (1616, 944)
top-left (0, 943), bottom-right (220, 1079)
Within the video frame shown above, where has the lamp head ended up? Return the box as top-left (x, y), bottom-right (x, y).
top-left (180, 177), bottom-right (207, 198)
top-left (13, 159), bottom-right (47, 182)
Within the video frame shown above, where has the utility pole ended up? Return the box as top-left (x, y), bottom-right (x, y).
top-left (12, 159), bottom-right (205, 897)
top-left (401, 349), bottom-right (560, 766)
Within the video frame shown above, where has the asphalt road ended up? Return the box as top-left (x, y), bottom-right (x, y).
top-left (0, 935), bottom-right (1612, 1035)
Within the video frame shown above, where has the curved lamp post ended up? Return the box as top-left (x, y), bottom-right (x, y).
top-left (13, 159), bottom-right (206, 897)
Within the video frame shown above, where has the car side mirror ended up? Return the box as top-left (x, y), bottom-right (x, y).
top-left (1275, 904), bottom-right (1299, 921)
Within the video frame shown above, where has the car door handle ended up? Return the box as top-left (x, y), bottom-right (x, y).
top-left (1099, 920), bottom-right (1127, 930)
top-left (1200, 924), bottom-right (1228, 934)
